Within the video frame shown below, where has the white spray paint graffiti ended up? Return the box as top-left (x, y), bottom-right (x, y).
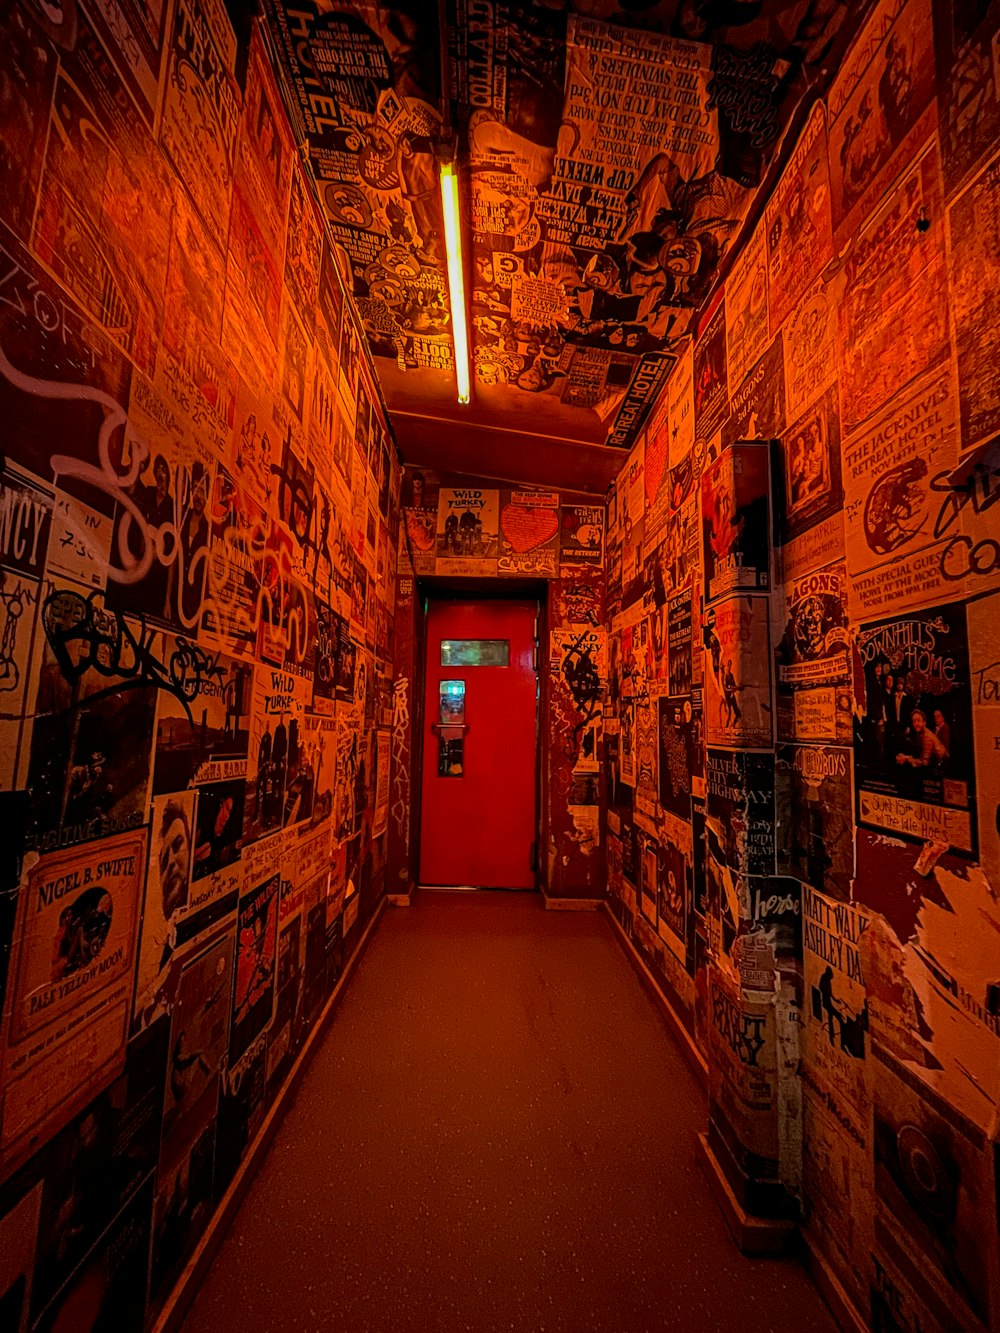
top-left (390, 675), bottom-right (410, 868)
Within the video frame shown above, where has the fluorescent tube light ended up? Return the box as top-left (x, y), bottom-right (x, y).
top-left (439, 159), bottom-right (471, 405)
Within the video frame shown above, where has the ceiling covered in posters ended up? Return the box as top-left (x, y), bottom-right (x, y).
top-left (262, 0), bottom-right (865, 486)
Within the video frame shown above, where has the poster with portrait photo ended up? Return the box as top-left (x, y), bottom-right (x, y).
top-left (192, 778), bottom-right (244, 883)
top-left (0, 831), bottom-right (146, 1172)
top-left (703, 597), bottom-right (773, 750)
top-left (657, 831), bottom-right (690, 967)
top-left (701, 443), bottom-right (770, 605)
top-left (149, 1122), bottom-right (215, 1312)
top-left (230, 872), bottom-right (279, 1065)
top-left (132, 791), bottom-right (196, 1034)
top-left (778, 384), bottom-right (843, 550)
top-left (243, 664), bottom-right (311, 844)
top-left (855, 600), bottom-right (976, 855)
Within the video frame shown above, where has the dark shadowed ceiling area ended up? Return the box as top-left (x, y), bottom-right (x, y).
top-left (259, 0), bottom-right (865, 490)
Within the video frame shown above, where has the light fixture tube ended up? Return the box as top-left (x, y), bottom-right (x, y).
top-left (439, 159), bottom-right (471, 405)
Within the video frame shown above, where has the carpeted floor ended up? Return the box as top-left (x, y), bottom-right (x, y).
top-left (182, 891), bottom-right (838, 1333)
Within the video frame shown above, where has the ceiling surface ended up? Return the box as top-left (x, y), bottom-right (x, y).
top-left (261, 0), bottom-right (864, 488)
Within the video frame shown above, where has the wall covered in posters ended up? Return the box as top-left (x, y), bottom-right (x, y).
top-left (602, 2), bottom-right (1000, 1329)
top-left (0, 7), bottom-right (400, 1329)
top-left (261, 0), bottom-right (865, 450)
top-left (394, 466), bottom-right (607, 900)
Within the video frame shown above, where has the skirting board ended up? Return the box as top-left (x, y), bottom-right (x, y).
top-left (152, 897), bottom-right (388, 1333)
top-left (801, 1230), bottom-right (870, 1333)
top-left (601, 901), bottom-right (708, 1090)
top-left (696, 1133), bottom-right (798, 1256)
top-left (542, 893), bottom-right (602, 910)
top-left (386, 893), bottom-right (412, 906)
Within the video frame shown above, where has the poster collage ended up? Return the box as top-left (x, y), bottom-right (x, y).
top-left (395, 467), bottom-right (609, 895)
top-left (601, 1), bottom-right (1000, 1328)
top-left (262, 0), bottom-right (861, 446)
top-left (0, 5), bottom-right (398, 1329)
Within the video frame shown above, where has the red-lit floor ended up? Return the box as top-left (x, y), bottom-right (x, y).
top-left (181, 892), bottom-right (837, 1332)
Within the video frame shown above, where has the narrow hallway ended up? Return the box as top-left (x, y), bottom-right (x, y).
top-left (181, 893), bottom-right (835, 1333)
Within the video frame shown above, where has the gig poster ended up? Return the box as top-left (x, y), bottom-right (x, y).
top-left (723, 335), bottom-right (785, 450)
top-left (0, 831), bottom-right (146, 1171)
top-left (777, 745), bottom-right (854, 900)
top-left (498, 491), bottom-right (559, 577)
top-left (826, 0), bottom-right (936, 245)
top-left (934, 0), bottom-right (1000, 200)
top-left (559, 504), bottom-right (605, 571)
top-left (707, 965), bottom-right (779, 1172)
top-left (774, 562), bottom-right (854, 745)
top-left (436, 487), bottom-right (499, 577)
top-left (781, 280), bottom-right (837, 426)
top-left (230, 870), bottom-right (279, 1065)
top-left (765, 101), bottom-right (834, 336)
top-left (159, 0), bottom-right (239, 251)
top-left (779, 383), bottom-right (843, 553)
top-left (842, 370), bottom-right (961, 620)
top-left (726, 225), bottom-right (769, 396)
top-left (835, 145), bottom-right (950, 438)
top-left (701, 444), bottom-right (770, 605)
top-left (855, 600), bottom-right (976, 855)
top-left (703, 597), bottom-right (773, 749)
top-left (947, 150), bottom-right (1000, 450)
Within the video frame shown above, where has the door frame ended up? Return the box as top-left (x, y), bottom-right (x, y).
top-left (413, 578), bottom-right (546, 892)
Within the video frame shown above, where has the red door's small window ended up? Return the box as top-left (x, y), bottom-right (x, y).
top-left (440, 639), bottom-right (509, 666)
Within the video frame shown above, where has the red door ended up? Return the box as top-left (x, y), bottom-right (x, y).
top-left (419, 599), bottom-right (538, 888)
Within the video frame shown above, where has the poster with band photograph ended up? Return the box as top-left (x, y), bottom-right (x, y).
top-left (855, 599), bottom-right (976, 855)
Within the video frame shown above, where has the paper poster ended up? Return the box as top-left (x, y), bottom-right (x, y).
top-left (703, 596), bottom-right (773, 749)
top-left (0, 831), bottom-right (146, 1168)
top-left (842, 370), bottom-right (961, 620)
top-left (855, 600), bottom-right (976, 855)
top-left (826, 0), bottom-right (936, 244)
top-left (701, 443), bottom-right (770, 604)
top-left (765, 101), bottom-right (834, 336)
top-left (498, 490), bottom-right (559, 577)
top-left (436, 487), bottom-right (499, 576)
top-left (777, 745), bottom-right (855, 901)
top-left (775, 562), bottom-right (854, 744)
top-left (559, 504), bottom-right (605, 571)
top-left (947, 151), bottom-right (1000, 450)
top-left (835, 145), bottom-right (950, 437)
